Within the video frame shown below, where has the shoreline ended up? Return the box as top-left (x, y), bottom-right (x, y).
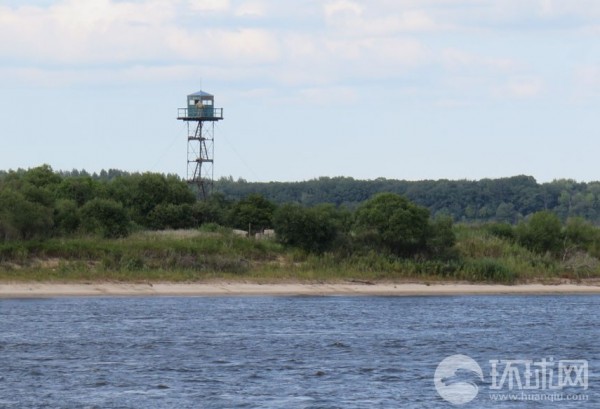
top-left (1, 282), bottom-right (600, 298)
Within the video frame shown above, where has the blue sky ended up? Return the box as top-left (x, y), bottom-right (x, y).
top-left (1, 0), bottom-right (599, 182)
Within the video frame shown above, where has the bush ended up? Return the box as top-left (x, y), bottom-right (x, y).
top-left (193, 193), bottom-right (232, 226)
top-left (486, 222), bottom-right (516, 241)
top-left (53, 199), bottom-right (81, 235)
top-left (81, 198), bottom-right (130, 238)
top-left (147, 203), bottom-right (196, 230)
top-left (56, 177), bottom-right (99, 206)
top-left (427, 215), bottom-right (457, 258)
top-left (516, 211), bottom-right (562, 256)
top-left (199, 222), bottom-right (225, 233)
top-left (355, 193), bottom-right (431, 256)
top-left (273, 203), bottom-right (338, 253)
top-left (229, 194), bottom-right (276, 234)
top-left (108, 173), bottom-right (195, 227)
top-left (0, 189), bottom-right (53, 241)
top-left (563, 217), bottom-right (598, 258)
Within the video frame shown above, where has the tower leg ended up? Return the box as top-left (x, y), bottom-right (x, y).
top-left (187, 121), bottom-right (214, 200)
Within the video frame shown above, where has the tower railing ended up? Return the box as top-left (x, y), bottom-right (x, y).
top-left (177, 107), bottom-right (223, 120)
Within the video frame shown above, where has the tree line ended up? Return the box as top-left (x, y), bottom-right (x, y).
top-left (0, 166), bottom-right (456, 260)
top-left (5, 167), bottom-right (598, 224)
top-left (214, 175), bottom-right (600, 224)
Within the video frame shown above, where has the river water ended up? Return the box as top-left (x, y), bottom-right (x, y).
top-left (0, 295), bottom-right (598, 408)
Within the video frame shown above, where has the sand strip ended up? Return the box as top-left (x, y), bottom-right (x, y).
top-left (1, 282), bottom-right (600, 298)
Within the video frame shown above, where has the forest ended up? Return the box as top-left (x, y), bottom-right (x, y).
top-left (214, 175), bottom-right (600, 223)
top-left (1, 165), bottom-right (600, 284)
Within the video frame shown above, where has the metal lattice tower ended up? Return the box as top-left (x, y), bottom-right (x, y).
top-left (177, 90), bottom-right (223, 200)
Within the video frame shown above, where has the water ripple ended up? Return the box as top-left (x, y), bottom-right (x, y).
top-left (0, 295), bottom-right (598, 408)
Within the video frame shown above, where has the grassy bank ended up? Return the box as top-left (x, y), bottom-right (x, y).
top-left (1, 226), bottom-right (599, 284)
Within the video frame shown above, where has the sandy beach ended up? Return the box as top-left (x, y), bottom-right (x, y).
top-left (1, 281), bottom-right (600, 298)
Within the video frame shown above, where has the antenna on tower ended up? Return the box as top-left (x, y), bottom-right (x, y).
top-left (177, 89), bottom-right (224, 200)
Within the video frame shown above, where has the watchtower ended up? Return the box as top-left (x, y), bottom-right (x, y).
top-left (177, 90), bottom-right (224, 199)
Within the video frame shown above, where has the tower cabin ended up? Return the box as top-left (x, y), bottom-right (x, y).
top-left (178, 90), bottom-right (223, 120)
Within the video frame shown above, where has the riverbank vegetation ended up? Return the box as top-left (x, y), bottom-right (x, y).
top-left (2, 165), bottom-right (600, 284)
top-left (1, 221), bottom-right (600, 284)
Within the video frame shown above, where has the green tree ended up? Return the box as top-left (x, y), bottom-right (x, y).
top-left (0, 189), bottom-right (53, 241)
top-left (147, 203), bottom-right (196, 230)
top-left (110, 173), bottom-right (168, 224)
top-left (273, 203), bottom-right (338, 253)
top-left (355, 193), bottom-right (431, 256)
top-left (516, 211), bottom-right (563, 255)
top-left (486, 222), bottom-right (516, 241)
top-left (165, 175), bottom-right (196, 205)
top-left (23, 164), bottom-right (61, 188)
top-left (56, 177), bottom-right (100, 206)
top-left (80, 198), bottom-right (130, 238)
top-left (427, 215), bottom-right (456, 258)
top-left (229, 194), bottom-right (276, 234)
top-left (21, 183), bottom-right (55, 207)
top-left (53, 199), bottom-right (81, 235)
top-left (192, 193), bottom-right (232, 226)
top-left (495, 202), bottom-right (518, 223)
top-left (562, 217), bottom-right (598, 259)
top-left (109, 173), bottom-right (194, 227)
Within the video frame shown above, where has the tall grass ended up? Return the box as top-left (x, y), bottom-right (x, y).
top-left (0, 229), bottom-right (284, 282)
top-left (1, 225), bottom-right (599, 283)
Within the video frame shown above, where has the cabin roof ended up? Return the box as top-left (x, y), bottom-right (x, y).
top-left (189, 90), bottom-right (213, 97)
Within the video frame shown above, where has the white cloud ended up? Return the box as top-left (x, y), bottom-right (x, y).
top-left (237, 87), bottom-right (277, 100)
top-left (0, 1), bottom-right (443, 90)
top-left (0, 1), bottom-right (179, 64)
top-left (218, 28), bottom-right (280, 62)
top-left (537, 0), bottom-right (600, 19)
top-left (297, 86), bottom-right (359, 105)
top-left (0, 0), bottom-right (283, 70)
top-left (0, 64), bottom-right (212, 87)
top-left (234, 1), bottom-right (268, 17)
top-left (493, 77), bottom-right (544, 99)
top-left (273, 34), bottom-right (427, 87)
top-left (169, 27), bottom-right (281, 65)
top-left (571, 65), bottom-right (600, 100)
top-left (324, 1), bottom-right (362, 19)
top-left (576, 65), bottom-right (600, 87)
top-left (0, 0), bottom-right (585, 104)
top-left (357, 37), bottom-right (428, 68)
top-left (442, 48), bottom-right (476, 69)
top-left (442, 48), bottom-right (520, 72)
top-left (324, 1), bottom-right (444, 35)
top-left (188, 0), bottom-right (231, 13)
